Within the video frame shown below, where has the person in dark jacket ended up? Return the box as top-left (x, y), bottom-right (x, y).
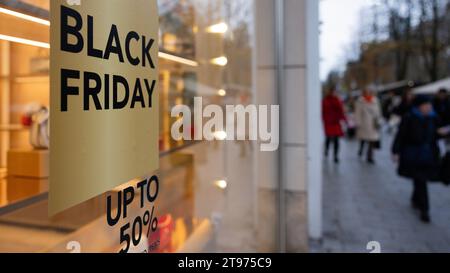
top-left (432, 88), bottom-right (450, 126)
top-left (393, 88), bottom-right (414, 118)
top-left (392, 96), bottom-right (443, 223)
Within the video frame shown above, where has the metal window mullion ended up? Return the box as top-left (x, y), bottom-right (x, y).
top-left (275, 0), bottom-right (286, 254)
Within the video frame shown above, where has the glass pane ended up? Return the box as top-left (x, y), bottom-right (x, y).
top-left (0, 0), bottom-right (263, 253)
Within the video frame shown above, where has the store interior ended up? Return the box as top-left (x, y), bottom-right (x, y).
top-left (0, 0), bottom-right (255, 252)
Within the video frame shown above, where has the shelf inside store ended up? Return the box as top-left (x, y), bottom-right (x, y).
top-left (0, 124), bottom-right (27, 132)
top-left (0, 74), bottom-right (49, 83)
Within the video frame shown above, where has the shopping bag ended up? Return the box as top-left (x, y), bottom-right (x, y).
top-left (440, 152), bottom-right (450, 186)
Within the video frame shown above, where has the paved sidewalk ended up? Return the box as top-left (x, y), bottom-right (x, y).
top-left (313, 133), bottom-right (450, 253)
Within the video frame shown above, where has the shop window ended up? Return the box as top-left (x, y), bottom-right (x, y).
top-left (0, 0), bottom-right (255, 253)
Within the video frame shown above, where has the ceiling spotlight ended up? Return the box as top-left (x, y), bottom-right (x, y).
top-left (206, 22), bottom-right (228, 34)
top-left (213, 131), bottom-right (227, 141)
top-left (210, 56), bottom-right (228, 66)
top-left (214, 180), bottom-right (228, 190)
top-left (217, 89), bottom-right (227, 97)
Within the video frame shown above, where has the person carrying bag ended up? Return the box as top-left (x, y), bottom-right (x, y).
top-left (392, 96), bottom-right (448, 223)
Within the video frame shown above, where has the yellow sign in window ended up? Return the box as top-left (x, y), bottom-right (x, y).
top-left (49, 0), bottom-right (159, 215)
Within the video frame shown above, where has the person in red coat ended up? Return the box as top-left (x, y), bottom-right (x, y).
top-left (322, 88), bottom-right (347, 163)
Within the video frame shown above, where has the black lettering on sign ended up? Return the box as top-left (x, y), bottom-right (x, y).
top-left (142, 36), bottom-right (155, 69)
top-left (104, 24), bottom-right (125, 63)
top-left (60, 5), bottom-right (155, 68)
top-left (60, 70), bottom-right (157, 112)
top-left (58, 5), bottom-right (157, 113)
top-left (113, 75), bottom-right (130, 110)
top-left (61, 69), bottom-right (80, 112)
top-left (84, 72), bottom-right (102, 111)
top-left (87, 15), bottom-right (103, 59)
top-left (125, 31), bottom-right (140, 66)
top-left (61, 5), bottom-right (84, 53)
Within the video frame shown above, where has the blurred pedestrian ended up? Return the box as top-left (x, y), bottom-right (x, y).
top-left (393, 88), bottom-right (414, 118)
top-left (392, 96), bottom-right (446, 223)
top-left (355, 89), bottom-right (382, 164)
top-left (322, 88), bottom-right (347, 163)
top-left (382, 91), bottom-right (397, 134)
top-left (433, 88), bottom-right (450, 126)
top-left (382, 91), bottom-right (396, 121)
top-left (345, 96), bottom-right (357, 139)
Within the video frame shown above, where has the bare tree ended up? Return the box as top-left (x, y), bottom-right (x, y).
top-left (418, 0), bottom-right (445, 81)
top-left (380, 0), bottom-right (414, 81)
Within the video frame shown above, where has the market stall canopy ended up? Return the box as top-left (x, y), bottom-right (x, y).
top-left (349, 80), bottom-right (416, 97)
top-left (413, 77), bottom-right (450, 95)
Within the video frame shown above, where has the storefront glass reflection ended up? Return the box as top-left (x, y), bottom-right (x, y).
top-left (0, 0), bottom-right (256, 252)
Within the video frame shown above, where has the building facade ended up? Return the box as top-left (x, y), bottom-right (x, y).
top-left (0, 0), bottom-right (321, 253)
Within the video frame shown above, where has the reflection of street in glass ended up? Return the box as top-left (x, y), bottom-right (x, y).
top-left (171, 97), bottom-right (280, 152)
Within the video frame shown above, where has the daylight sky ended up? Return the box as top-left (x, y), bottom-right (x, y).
top-left (320, 0), bottom-right (376, 80)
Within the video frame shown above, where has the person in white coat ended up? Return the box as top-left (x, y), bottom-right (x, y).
top-left (355, 89), bottom-right (382, 164)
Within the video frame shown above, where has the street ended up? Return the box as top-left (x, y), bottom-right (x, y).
top-left (313, 133), bottom-right (450, 253)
